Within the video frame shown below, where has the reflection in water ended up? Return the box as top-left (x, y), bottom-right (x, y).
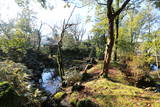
top-left (40, 68), bottom-right (62, 94)
top-left (150, 64), bottom-right (159, 71)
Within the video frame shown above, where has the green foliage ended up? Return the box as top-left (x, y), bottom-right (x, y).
top-left (0, 82), bottom-right (12, 98)
top-left (79, 41), bottom-right (92, 49)
top-left (64, 70), bottom-right (82, 86)
top-left (0, 60), bottom-right (41, 105)
top-left (65, 41), bottom-right (95, 58)
top-left (16, 17), bottom-right (32, 34)
top-left (0, 29), bottom-right (32, 61)
top-left (139, 31), bottom-right (160, 66)
top-left (91, 34), bottom-right (106, 59)
top-left (141, 32), bottom-right (160, 50)
top-left (129, 55), bottom-right (149, 69)
top-left (0, 30), bottom-right (31, 52)
top-left (62, 34), bottom-right (77, 50)
top-left (150, 0), bottom-right (160, 8)
top-left (52, 91), bottom-right (66, 101)
top-left (69, 92), bottom-right (78, 106)
top-left (40, 46), bottom-right (51, 55)
top-left (68, 78), bottom-right (160, 107)
top-left (77, 98), bottom-right (99, 107)
top-left (90, 5), bottom-right (108, 59)
top-left (0, 60), bottom-right (31, 95)
top-left (91, 17), bottom-right (108, 35)
top-left (89, 4), bottom-right (109, 60)
top-left (0, 81), bottom-right (23, 107)
top-left (116, 11), bottom-right (146, 55)
top-left (0, 20), bottom-right (15, 39)
top-left (117, 39), bottom-right (135, 56)
top-left (121, 55), bottom-right (156, 87)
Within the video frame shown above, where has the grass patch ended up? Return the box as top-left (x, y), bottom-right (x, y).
top-left (87, 61), bottom-right (128, 84)
top-left (67, 78), bottom-right (160, 107)
top-left (107, 69), bottom-right (128, 84)
top-left (66, 60), bottom-right (160, 106)
top-left (87, 62), bottom-right (102, 73)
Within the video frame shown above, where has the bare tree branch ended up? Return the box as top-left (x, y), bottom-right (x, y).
top-left (65, 0), bottom-right (92, 8)
top-left (65, 6), bottom-right (76, 28)
top-left (114, 0), bottom-right (131, 16)
top-left (38, 21), bottom-right (43, 31)
top-left (95, 0), bottom-right (107, 6)
top-left (57, 5), bottom-right (77, 79)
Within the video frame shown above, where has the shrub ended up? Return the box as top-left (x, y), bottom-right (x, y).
top-left (64, 70), bottom-right (82, 86)
top-left (22, 49), bottom-right (57, 71)
top-left (0, 81), bottom-right (12, 98)
top-left (0, 31), bottom-right (32, 62)
top-left (90, 34), bottom-right (106, 59)
top-left (52, 91), bottom-right (67, 102)
top-left (0, 81), bottom-right (23, 107)
top-left (62, 34), bottom-right (77, 50)
top-left (0, 60), bottom-right (41, 105)
top-left (122, 55), bottom-right (155, 87)
top-left (0, 60), bottom-right (31, 93)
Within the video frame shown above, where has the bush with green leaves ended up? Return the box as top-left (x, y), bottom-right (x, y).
top-left (90, 34), bottom-right (106, 59)
top-left (0, 29), bottom-right (32, 61)
top-left (0, 60), bottom-right (30, 93)
top-left (123, 55), bottom-right (155, 87)
top-left (0, 60), bottom-right (41, 105)
top-left (62, 34), bottom-right (77, 50)
top-left (64, 70), bottom-right (82, 86)
top-left (79, 41), bottom-right (96, 58)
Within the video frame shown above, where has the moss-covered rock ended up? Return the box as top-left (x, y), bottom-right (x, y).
top-left (64, 70), bottom-right (82, 86)
top-left (0, 81), bottom-right (12, 98)
top-left (71, 83), bottom-right (85, 92)
top-left (77, 99), bottom-right (99, 107)
top-left (0, 82), bottom-right (23, 107)
top-left (52, 91), bottom-right (66, 101)
top-left (69, 92), bottom-right (78, 106)
top-left (81, 72), bottom-right (92, 81)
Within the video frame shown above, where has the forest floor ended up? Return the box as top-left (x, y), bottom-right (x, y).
top-left (62, 62), bottom-right (160, 107)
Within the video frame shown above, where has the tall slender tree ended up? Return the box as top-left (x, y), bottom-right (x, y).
top-left (114, 0), bottom-right (120, 61)
top-left (96, 0), bottom-right (130, 76)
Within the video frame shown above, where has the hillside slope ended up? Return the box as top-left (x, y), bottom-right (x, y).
top-left (67, 78), bottom-right (160, 107)
top-left (64, 63), bottom-right (160, 107)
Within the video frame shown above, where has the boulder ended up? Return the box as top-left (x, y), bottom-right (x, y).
top-left (52, 92), bottom-right (67, 101)
top-left (77, 99), bottom-right (99, 107)
top-left (71, 83), bottom-right (85, 92)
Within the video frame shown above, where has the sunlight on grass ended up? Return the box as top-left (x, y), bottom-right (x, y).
top-left (68, 78), bottom-right (160, 107)
top-left (87, 61), bottom-right (103, 73)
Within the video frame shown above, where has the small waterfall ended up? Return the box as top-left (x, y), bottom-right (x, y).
top-left (40, 68), bottom-right (62, 94)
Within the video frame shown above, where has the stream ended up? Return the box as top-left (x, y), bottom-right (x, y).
top-left (39, 67), bottom-right (160, 95)
top-left (39, 68), bottom-right (62, 95)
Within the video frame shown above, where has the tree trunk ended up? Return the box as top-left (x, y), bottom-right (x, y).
top-left (114, 0), bottom-right (120, 62)
top-left (99, 0), bottom-right (130, 77)
top-left (57, 30), bottom-right (65, 80)
top-left (57, 42), bottom-right (64, 80)
top-left (37, 31), bottom-right (41, 51)
top-left (102, 18), bottom-right (115, 77)
top-left (114, 16), bottom-right (119, 61)
top-left (154, 35), bottom-right (160, 78)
